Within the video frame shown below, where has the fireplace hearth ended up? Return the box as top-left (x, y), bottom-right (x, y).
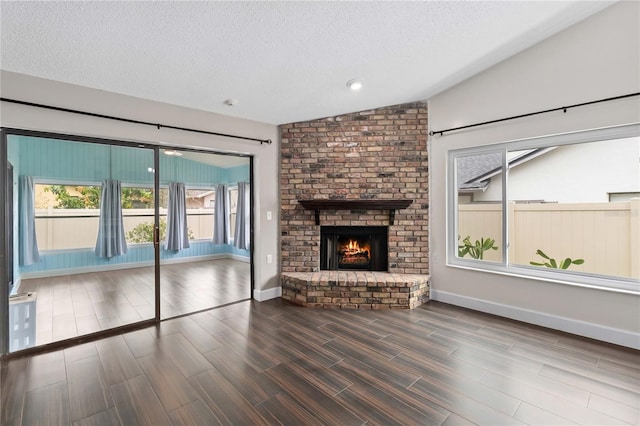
top-left (320, 226), bottom-right (388, 271)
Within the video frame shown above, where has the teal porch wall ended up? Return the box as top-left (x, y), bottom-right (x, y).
top-left (19, 241), bottom-right (249, 275)
top-left (14, 135), bottom-right (245, 186)
top-left (226, 164), bottom-right (250, 183)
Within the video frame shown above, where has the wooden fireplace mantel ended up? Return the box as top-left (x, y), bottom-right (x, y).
top-left (298, 199), bottom-right (413, 225)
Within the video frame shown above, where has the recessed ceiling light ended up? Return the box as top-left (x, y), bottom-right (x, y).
top-left (347, 78), bottom-right (363, 91)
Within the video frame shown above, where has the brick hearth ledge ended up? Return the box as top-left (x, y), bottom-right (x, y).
top-left (281, 271), bottom-right (429, 310)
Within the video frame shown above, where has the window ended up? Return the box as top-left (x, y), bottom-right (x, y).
top-left (34, 183), bottom-right (159, 248)
top-left (609, 192), bottom-right (640, 202)
top-left (128, 187), bottom-right (215, 244)
top-left (455, 152), bottom-right (504, 263)
top-left (184, 189), bottom-right (215, 241)
top-left (448, 124), bottom-right (640, 293)
top-left (34, 184), bottom-right (101, 250)
top-left (121, 186), bottom-right (155, 244)
top-left (35, 183), bottom-right (222, 247)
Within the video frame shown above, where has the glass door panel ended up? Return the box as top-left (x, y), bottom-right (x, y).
top-left (158, 148), bottom-right (251, 318)
top-left (6, 134), bottom-right (157, 352)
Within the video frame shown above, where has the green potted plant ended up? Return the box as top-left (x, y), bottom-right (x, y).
top-left (530, 249), bottom-right (584, 269)
top-left (458, 235), bottom-right (498, 260)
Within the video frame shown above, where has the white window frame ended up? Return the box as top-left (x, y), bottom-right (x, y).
top-left (447, 123), bottom-right (640, 294)
top-left (183, 186), bottom-right (216, 242)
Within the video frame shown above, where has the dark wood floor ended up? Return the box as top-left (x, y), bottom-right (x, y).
top-left (2, 299), bottom-right (638, 425)
top-left (14, 259), bottom-right (250, 348)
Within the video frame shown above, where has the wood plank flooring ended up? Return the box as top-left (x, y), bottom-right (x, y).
top-left (2, 299), bottom-right (639, 425)
top-left (13, 259), bottom-right (250, 348)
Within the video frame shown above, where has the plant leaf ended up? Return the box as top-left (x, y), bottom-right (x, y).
top-left (573, 259), bottom-right (585, 265)
top-left (536, 249), bottom-right (550, 260)
top-left (560, 258), bottom-right (571, 269)
top-left (550, 259), bottom-right (558, 268)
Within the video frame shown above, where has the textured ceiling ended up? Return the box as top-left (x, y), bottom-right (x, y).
top-left (0, 1), bottom-right (613, 125)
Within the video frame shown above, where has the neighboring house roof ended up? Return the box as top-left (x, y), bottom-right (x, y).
top-left (457, 153), bottom-right (502, 192)
top-left (188, 190), bottom-right (215, 199)
top-left (457, 147), bottom-right (555, 192)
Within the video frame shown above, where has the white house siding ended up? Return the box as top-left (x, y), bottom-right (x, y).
top-left (475, 137), bottom-right (640, 203)
top-left (429, 2), bottom-right (640, 348)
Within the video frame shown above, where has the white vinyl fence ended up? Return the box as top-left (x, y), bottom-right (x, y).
top-left (458, 200), bottom-right (639, 279)
top-left (34, 208), bottom-right (217, 250)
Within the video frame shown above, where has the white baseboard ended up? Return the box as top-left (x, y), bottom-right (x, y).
top-left (161, 254), bottom-right (227, 265)
top-left (19, 254), bottom-right (246, 279)
top-left (254, 286), bottom-right (281, 302)
top-left (430, 290), bottom-right (640, 350)
top-left (21, 260), bottom-right (155, 279)
top-left (228, 254), bottom-right (251, 263)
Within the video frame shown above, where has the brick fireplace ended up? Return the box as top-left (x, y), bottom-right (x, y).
top-left (279, 101), bottom-right (429, 309)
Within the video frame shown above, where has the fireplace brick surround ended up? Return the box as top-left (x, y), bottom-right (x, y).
top-left (282, 271), bottom-right (429, 309)
top-left (280, 101), bottom-right (429, 309)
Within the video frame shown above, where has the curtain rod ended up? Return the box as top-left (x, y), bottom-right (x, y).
top-left (0, 97), bottom-right (273, 145)
top-left (429, 92), bottom-right (640, 137)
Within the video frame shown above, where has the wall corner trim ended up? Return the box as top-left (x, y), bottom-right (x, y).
top-left (254, 286), bottom-right (282, 302)
top-left (430, 290), bottom-right (640, 350)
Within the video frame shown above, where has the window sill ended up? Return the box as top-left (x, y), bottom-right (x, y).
top-left (446, 260), bottom-right (640, 296)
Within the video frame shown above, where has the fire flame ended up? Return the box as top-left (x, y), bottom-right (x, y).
top-left (343, 239), bottom-right (365, 256)
top-left (339, 239), bottom-right (371, 267)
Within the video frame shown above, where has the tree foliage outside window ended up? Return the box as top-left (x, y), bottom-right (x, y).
top-left (42, 185), bottom-right (154, 209)
top-left (121, 188), bottom-right (154, 208)
top-left (45, 185), bottom-right (100, 209)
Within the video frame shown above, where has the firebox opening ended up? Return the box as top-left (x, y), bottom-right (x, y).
top-left (320, 226), bottom-right (388, 271)
top-left (339, 238), bottom-right (371, 267)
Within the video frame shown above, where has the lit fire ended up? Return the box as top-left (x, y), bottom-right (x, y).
top-left (339, 239), bottom-right (370, 265)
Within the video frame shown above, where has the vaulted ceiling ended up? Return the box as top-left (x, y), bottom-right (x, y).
top-left (0, 1), bottom-right (613, 125)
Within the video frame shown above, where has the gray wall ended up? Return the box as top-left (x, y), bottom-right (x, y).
top-left (429, 2), bottom-right (640, 348)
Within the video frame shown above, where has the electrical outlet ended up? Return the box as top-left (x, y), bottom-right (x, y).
top-left (266, 211), bottom-right (272, 220)
top-left (266, 254), bottom-right (273, 264)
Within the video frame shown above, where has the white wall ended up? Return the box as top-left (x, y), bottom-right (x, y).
top-left (429, 2), bottom-right (640, 348)
top-left (0, 70), bottom-right (281, 299)
top-left (475, 137), bottom-right (640, 203)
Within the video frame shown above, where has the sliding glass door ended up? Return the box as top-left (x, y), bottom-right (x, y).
top-left (158, 148), bottom-right (251, 318)
top-left (4, 132), bottom-right (158, 352)
top-left (2, 130), bottom-right (254, 354)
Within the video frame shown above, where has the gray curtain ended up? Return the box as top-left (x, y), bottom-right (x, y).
top-left (165, 182), bottom-right (190, 251)
top-left (18, 176), bottom-right (40, 266)
top-left (95, 179), bottom-right (128, 258)
top-left (212, 184), bottom-right (230, 244)
top-left (233, 182), bottom-right (250, 250)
